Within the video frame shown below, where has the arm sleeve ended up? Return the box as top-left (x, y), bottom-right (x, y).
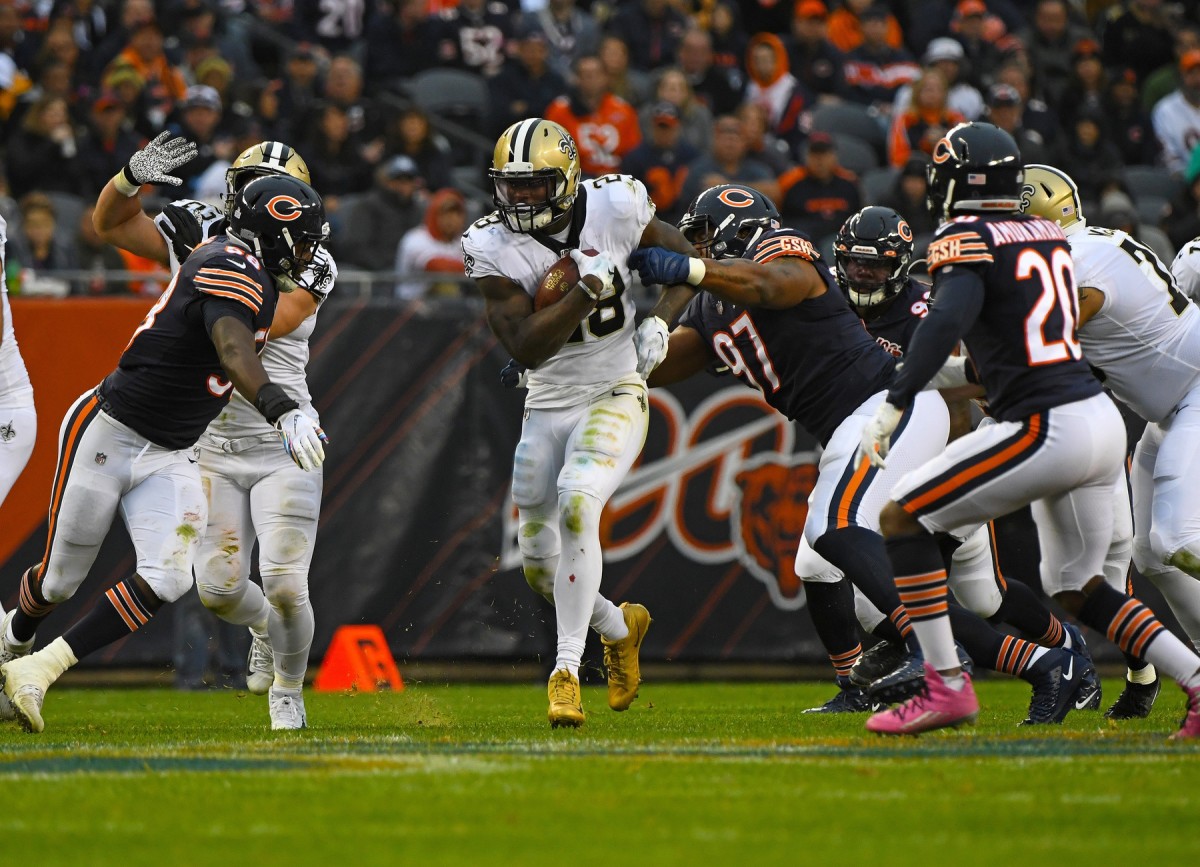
top-left (887, 266), bottom-right (985, 408)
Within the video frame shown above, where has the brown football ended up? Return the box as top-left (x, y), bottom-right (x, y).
top-left (533, 251), bottom-right (593, 311)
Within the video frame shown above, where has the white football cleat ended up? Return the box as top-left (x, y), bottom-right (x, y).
top-left (0, 608), bottom-right (33, 723)
top-left (246, 629), bottom-right (275, 695)
top-left (1, 652), bottom-right (57, 734)
top-left (269, 686), bottom-right (307, 730)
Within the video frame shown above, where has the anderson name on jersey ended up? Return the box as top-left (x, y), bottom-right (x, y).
top-left (461, 174), bottom-right (655, 408)
top-left (679, 227), bottom-right (896, 444)
top-left (98, 237), bottom-right (277, 450)
top-left (153, 198), bottom-right (337, 438)
top-left (1070, 225), bottom-right (1200, 423)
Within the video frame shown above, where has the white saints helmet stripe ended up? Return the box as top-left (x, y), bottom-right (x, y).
top-left (489, 118), bottom-right (581, 233)
top-left (507, 117), bottom-right (540, 166)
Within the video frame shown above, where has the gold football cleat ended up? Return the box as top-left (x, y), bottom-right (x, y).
top-left (547, 669), bottom-right (585, 728)
top-left (602, 603), bottom-right (652, 711)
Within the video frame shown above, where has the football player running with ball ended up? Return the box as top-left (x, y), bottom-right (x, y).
top-left (462, 118), bottom-right (696, 727)
top-left (88, 135), bottom-right (337, 729)
top-left (0, 176), bottom-right (329, 734)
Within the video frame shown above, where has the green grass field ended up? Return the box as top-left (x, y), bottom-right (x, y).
top-left (2, 678), bottom-right (1198, 867)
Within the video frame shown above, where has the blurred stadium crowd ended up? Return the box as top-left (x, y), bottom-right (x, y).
top-left (3, 0), bottom-right (1200, 298)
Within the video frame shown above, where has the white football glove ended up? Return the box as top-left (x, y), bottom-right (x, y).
top-left (124, 131), bottom-right (198, 187)
top-left (275, 409), bottom-right (328, 472)
top-left (860, 401), bottom-right (904, 469)
top-left (634, 316), bottom-right (669, 379)
top-left (569, 248), bottom-right (616, 299)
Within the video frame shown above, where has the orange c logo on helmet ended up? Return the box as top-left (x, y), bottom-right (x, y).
top-left (897, 220), bottom-right (913, 242)
top-left (266, 195), bottom-right (303, 221)
top-left (932, 138), bottom-right (954, 164)
top-left (717, 187), bottom-right (757, 208)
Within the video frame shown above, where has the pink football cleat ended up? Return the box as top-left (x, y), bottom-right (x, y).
top-left (1169, 682), bottom-right (1200, 740)
top-left (866, 665), bottom-right (980, 735)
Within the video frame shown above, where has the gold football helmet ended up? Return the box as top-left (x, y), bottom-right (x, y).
top-left (489, 118), bottom-right (580, 232)
top-left (223, 141), bottom-right (311, 218)
top-left (1018, 164), bottom-right (1084, 230)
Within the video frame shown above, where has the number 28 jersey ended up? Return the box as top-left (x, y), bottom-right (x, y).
top-left (461, 174), bottom-right (654, 409)
top-left (926, 214), bottom-right (1099, 422)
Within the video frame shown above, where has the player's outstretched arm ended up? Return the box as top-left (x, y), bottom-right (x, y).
top-left (94, 132), bottom-right (198, 267)
top-left (646, 325), bottom-right (713, 387)
top-left (210, 316), bottom-right (326, 471)
top-left (630, 247), bottom-right (825, 310)
top-left (475, 254), bottom-right (613, 368)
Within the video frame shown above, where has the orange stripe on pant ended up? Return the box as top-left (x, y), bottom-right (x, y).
top-left (834, 457), bottom-right (871, 530)
top-left (903, 414), bottom-right (1043, 514)
top-left (38, 396), bottom-right (100, 582)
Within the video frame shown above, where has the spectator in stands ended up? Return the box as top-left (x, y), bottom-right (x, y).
top-left (743, 33), bottom-right (813, 152)
top-left (13, 58), bottom-right (78, 131)
top-left (888, 69), bottom-right (964, 167)
top-left (101, 61), bottom-right (154, 139)
top-left (951, 0), bottom-right (1006, 90)
top-left (193, 55), bottom-right (233, 107)
top-left (890, 37), bottom-right (983, 125)
top-left (384, 106), bottom-right (454, 192)
top-left (290, 0), bottom-right (376, 61)
top-left (1101, 0), bottom-right (1175, 87)
top-left (1100, 189), bottom-right (1173, 261)
top-left (1016, 0), bottom-right (1091, 110)
top-left (877, 155), bottom-right (936, 239)
top-left (606, 0), bottom-right (688, 72)
top-left (435, 0), bottom-right (511, 79)
top-left (337, 155), bottom-right (426, 281)
top-left (114, 18), bottom-right (187, 129)
top-left (598, 35), bottom-right (651, 109)
top-left (1142, 24), bottom-right (1200, 112)
top-left (78, 90), bottom-right (142, 197)
top-left (6, 94), bottom-right (87, 200)
top-left (1162, 163), bottom-right (1200, 249)
top-left (737, 100), bottom-right (795, 177)
top-left (167, 84), bottom-right (227, 197)
top-left (319, 55), bottom-right (385, 146)
top-left (741, 0), bottom-right (793, 36)
top-left (994, 59), bottom-right (1059, 147)
top-left (643, 67), bottom-right (713, 155)
top-left (1058, 38), bottom-right (1108, 132)
top-left (985, 82), bottom-right (1048, 164)
top-left (827, 0), bottom-right (904, 54)
top-left (73, 204), bottom-right (131, 296)
top-left (57, 0), bottom-right (110, 58)
top-left (520, 0), bottom-right (600, 82)
top-left (490, 24), bottom-right (568, 137)
top-left (621, 101), bottom-right (699, 224)
top-left (786, 0), bottom-right (844, 103)
top-left (395, 188), bottom-right (468, 299)
top-left (841, 5), bottom-right (919, 115)
top-left (364, 0), bottom-right (439, 91)
top-left (545, 54), bottom-right (641, 178)
top-left (679, 114), bottom-right (780, 214)
top-left (1051, 107), bottom-right (1124, 208)
top-left (30, 18), bottom-right (83, 101)
top-left (778, 131), bottom-right (860, 241)
top-left (277, 43), bottom-right (325, 144)
top-left (7, 193), bottom-right (77, 293)
top-left (301, 101), bottom-right (377, 205)
top-left (90, 0), bottom-right (155, 79)
top-left (1152, 50), bottom-right (1200, 176)
top-left (708, 1), bottom-right (747, 73)
top-left (678, 26), bottom-right (742, 117)
top-left (1107, 67), bottom-right (1159, 167)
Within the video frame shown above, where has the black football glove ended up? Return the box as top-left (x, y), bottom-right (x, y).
top-left (158, 202), bottom-right (207, 262)
top-left (500, 358), bottom-right (528, 388)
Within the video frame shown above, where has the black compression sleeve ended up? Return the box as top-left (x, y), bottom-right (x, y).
top-left (886, 267), bottom-right (985, 408)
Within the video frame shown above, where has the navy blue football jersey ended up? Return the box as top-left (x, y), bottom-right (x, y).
top-left (97, 236), bottom-right (276, 449)
top-left (925, 214), bottom-right (1100, 421)
top-left (860, 278), bottom-right (930, 358)
top-left (679, 228), bottom-right (896, 444)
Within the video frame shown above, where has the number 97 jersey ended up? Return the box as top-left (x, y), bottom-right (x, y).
top-left (462, 174), bottom-right (655, 409)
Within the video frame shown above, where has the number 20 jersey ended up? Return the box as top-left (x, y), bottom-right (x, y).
top-left (461, 175), bottom-right (655, 408)
top-left (1068, 224), bottom-right (1200, 423)
top-left (925, 213), bottom-right (1099, 422)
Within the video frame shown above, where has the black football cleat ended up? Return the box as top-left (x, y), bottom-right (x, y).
top-left (849, 640), bottom-right (909, 688)
top-left (1020, 647), bottom-right (1091, 725)
top-left (866, 643), bottom-right (974, 705)
top-left (1104, 675), bottom-right (1162, 720)
top-left (1063, 623), bottom-right (1101, 711)
top-left (802, 684), bottom-right (874, 714)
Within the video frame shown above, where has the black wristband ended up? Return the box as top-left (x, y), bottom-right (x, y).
top-left (254, 382), bottom-right (299, 424)
top-left (121, 163), bottom-right (140, 188)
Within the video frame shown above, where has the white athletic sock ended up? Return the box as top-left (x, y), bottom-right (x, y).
top-left (912, 614), bottom-right (961, 672)
top-left (553, 490), bottom-right (605, 676)
top-left (1142, 630), bottom-right (1200, 688)
top-left (4, 622), bottom-right (32, 653)
top-left (592, 596), bottom-right (628, 642)
top-left (1129, 664), bottom-right (1158, 684)
top-left (941, 672), bottom-right (967, 691)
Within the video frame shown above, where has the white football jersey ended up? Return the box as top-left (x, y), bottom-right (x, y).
top-left (461, 174), bottom-right (655, 409)
top-left (0, 216), bottom-right (33, 408)
top-left (155, 199), bottom-right (337, 438)
top-left (1069, 223), bottom-right (1200, 422)
top-left (1170, 237), bottom-right (1200, 303)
